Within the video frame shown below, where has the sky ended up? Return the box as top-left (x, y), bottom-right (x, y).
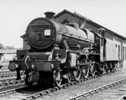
top-left (0, 0), bottom-right (126, 48)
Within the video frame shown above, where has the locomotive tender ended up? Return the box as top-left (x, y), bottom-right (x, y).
top-left (8, 11), bottom-right (123, 87)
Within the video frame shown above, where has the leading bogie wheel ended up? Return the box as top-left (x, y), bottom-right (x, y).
top-left (53, 69), bottom-right (62, 87)
top-left (25, 73), bottom-right (33, 87)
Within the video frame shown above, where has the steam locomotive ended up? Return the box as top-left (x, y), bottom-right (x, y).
top-left (8, 12), bottom-right (119, 87)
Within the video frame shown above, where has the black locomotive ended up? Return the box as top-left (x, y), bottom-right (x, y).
top-left (8, 12), bottom-right (119, 87)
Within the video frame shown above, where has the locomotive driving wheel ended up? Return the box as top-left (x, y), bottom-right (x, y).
top-left (53, 69), bottom-right (62, 87)
top-left (81, 65), bottom-right (89, 79)
top-left (73, 67), bottom-right (82, 81)
top-left (66, 72), bottom-right (73, 83)
top-left (89, 61), bottom-right (95, 77)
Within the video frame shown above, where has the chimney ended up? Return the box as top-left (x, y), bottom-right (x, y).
top-left (44, 11), bottom-right (55, 19)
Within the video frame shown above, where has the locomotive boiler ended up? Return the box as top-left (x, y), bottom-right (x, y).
top-left (8, 12), bottom-right (114, 87)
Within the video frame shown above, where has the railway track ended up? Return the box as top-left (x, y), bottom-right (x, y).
top-left (79, 80), bottom-right (126, 100)
top-left (0, 73), bottom-right (104, 99)
top-left (0, 71), bottom-right (124, 100)
top-left (0, 71), bottom-right (25, 97)
top-left (0, 80), bottom-right (25, 97)
top-left (70, 78), bottom-right (126, 100)
top-left (23, 74), bottom-right (126, 100)
top-left (0, 70), bottom-right (16, 78)
top-left (0, 76), bottom-right (25, 92)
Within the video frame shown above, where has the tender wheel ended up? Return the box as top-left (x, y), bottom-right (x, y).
top-left (73, 68), bottom-right (81, 81)
top-left (109, 63), bottom-right (113, 72)
top-left (103, 63), bottom-right (108, 73)
top-left (114, 62), bottom-right (120, 71)
top-left (100, 64), bottom-right (106, 74)
top-left (53, 70), bottom-right (62, 87)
